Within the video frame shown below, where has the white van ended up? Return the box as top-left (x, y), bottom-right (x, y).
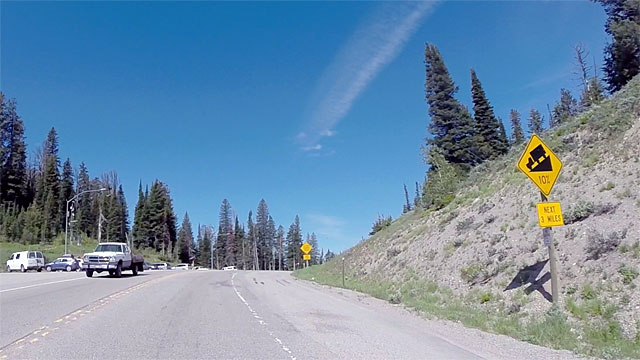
top-left (6, 251), bottom-right (45, 272)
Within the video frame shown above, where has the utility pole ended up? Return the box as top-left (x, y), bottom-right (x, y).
top-left (65, 188), bottom-right (106, 254)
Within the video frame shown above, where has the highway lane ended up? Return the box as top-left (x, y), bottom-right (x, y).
top-left (0, 271), bottom-right (580, 359)
top-left (0, 270), bottom-right (175, 348)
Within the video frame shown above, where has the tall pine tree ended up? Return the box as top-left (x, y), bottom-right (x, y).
top-left (424, 44), bottom-right (479, 168)
top-left (470, 69), bottom-right (508, 159)
top-left (595, 0), bottom-right (640, 92)
top-left (177, 212), bottom-right (194, 264)
top-left (509, 110), bottom-right (525, 145)
top-left (551, 89), bottom-right (578, 127)
top-left (0, 97), bottom-right (27, 208)
top-left (528, 109), bottom-right (544, 135)
top-left (285, 215), bottom-right (302, 270)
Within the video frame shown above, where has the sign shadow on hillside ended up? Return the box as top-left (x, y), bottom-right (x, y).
top-left (504, 259), bottom-right (552, 302)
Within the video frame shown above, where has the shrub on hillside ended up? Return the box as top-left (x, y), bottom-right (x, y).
top-left (422, 151), bottom-right (466, 210)
top-left (585, 229), bottom-right (626, 260)
top-left (370, 214), bottom-right (392, 235)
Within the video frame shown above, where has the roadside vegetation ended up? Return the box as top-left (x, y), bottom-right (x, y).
top-left (297, 1), bottom-right (640, 357)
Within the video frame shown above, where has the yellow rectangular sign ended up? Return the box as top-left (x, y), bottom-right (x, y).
top-left (303, 254), bottom-right (311, 261)
top-left (537, 202), bottom-right (564, 227)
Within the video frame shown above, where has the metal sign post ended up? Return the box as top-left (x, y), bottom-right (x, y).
top-left (517, 134), bottom-right (564, 305)
top-left (539, 192), bottom-right (559, 304)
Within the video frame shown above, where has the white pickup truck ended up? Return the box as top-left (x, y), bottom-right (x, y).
top-left (82, 242), bottom-right (145, 278)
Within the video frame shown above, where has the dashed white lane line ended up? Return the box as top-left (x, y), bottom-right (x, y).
top-left (0, 277), bottom-right (87, 293)
top-left (231, 272), bottom-right (296, 360)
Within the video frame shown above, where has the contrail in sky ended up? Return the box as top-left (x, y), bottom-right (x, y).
top-left (297, 1), bottom-right (437, 152)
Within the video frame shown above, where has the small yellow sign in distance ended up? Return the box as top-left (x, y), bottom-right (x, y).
top-left (300, 242), bottom-right (312, 254)
top-left (517, 134), bottom-right (563, 196)
top-left (303, 254), bottom-right (311, 261)
top-left (537, 202), bottom-right (564, 227)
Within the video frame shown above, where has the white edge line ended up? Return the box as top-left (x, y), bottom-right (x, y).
top-left (0, 277), bottom-right (87, 293)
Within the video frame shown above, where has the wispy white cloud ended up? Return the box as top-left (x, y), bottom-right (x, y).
top-left (302, 144), bottom-right (323, 152)
top-left (305, 214), bottom-right (350, 245)
top-left (297, 1), bottom-right (437, 152)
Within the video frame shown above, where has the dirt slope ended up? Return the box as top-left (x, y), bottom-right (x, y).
top-left (305, 76), bottom-right (640, 354)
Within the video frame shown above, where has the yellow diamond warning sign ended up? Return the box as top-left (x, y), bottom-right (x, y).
top-left (517, 134), bottom-right (563, 196)
top-left (537, 202), bottom-right (564, 227)
top-left (300, 242), bottom-right (312, 254)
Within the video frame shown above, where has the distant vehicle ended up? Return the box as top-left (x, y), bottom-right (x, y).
top-left (142, 262), bottom-right (152, 270)
top-left (222, 265), bottom-right (237, 271)
top-left (45, 258), bottom-right (79, 272)
top-left (154, 263), bottom-right (169, 270)
top-left (6, 251), bottom-right (45, 272)
top-left (196, 267), bottom-right (209, 271)
top-left (82, 243), bottom-right (144, 278)
top-left (174, 264), bottom-right (189, 270)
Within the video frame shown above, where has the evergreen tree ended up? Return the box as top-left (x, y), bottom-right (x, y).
top-left (247, 210), bottom-right (258, 270)
top-left (424, 44), bottom-right (479, 168)
top-left (285, 215), bottom-right (302, 270)
top-left (177, 212), bottom-right (194, 264)
top-left (255, 199), bottom-right (273, 270)
top-left (413, 181), bottom-right (422, 209)
top-left (0, 97), bottom-right (27, 207)
top-left (197, 225), bottom-right (214, 268)
top-left (580, 77), bottom-right (606, 108)
top-left (276, 225), bottom-right (284, 270)
top-left (497, 118), bottom-right (509, 150)
top-left (470, 69), bottom-right (507, 159)
top-left (59, 158), bottom-right (74, 232)
top-left (267, 215), bottom-right (276, 270)
top-left (234, 217), bottom-right (247, 269)
top-left (551, 89), bottom-right (578, 127)
top-left (402, 184), bottom-right (411, 213)
top-left (309, 232), bottom-right (320, 265)
top-left (509, 110), bottom-right (525, 144)
top-left (117, 185), bottom-right (129, 242)
top-left (132, 181), bottom-right (147, 247)
top-left (76, 162), bottom-right (94, 235)
top-left (216, 199), bottom-right (233, 267)
top-left (595, 0), bottom-right (640, 92)
top-left (145, 181), bottom-right (177, 254)
top-left (527, 109), bottom-right (544, 135)
top-left (325, 249), bottom-right (336, 262)
top-left (37, 128), bottom-right (61, 241)
top-left (422, 150), bottom-right (466, 209)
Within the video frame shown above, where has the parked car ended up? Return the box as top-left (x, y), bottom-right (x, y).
top-left (174, 264), bottom-right (189, 270)
top-left (142, 262), bottom-right (152, 270)
top-left (154, 263), bottom-right (169, 270)
top-left (6, 251), bottom-right (45, 272)
top-left (222, 265), bottom-right (237, 271)
top-left (45, 258), bottom-right (79, 272)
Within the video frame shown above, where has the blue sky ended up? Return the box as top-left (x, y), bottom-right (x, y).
top-left (1, 1), bottom-right (607, 253)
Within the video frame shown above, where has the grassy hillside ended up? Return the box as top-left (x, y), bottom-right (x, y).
top-left (1, 234), bottom-right (173, 271)
top-left (296, 75), bottom-right (640, 359)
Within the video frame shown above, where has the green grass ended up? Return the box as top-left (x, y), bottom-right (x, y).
top-left (1, 235), bottom-right (174, 272)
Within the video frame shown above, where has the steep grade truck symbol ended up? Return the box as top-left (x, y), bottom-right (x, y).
top-left (526, 144), bottom-right (552, 172)
top-left (517, 134), bottom-right (563, 196)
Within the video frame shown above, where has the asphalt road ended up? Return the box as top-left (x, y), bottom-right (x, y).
top-left (0, 270), bottom-right (580, 359)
